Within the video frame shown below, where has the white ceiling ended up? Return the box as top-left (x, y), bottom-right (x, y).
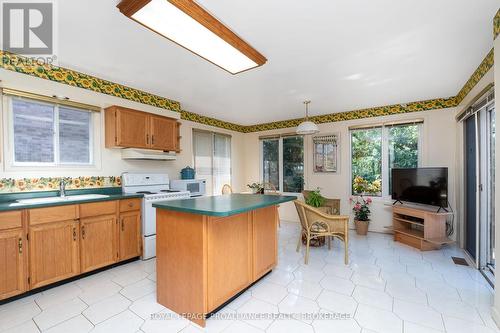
top-left (57, 0), bottom-right (499, 125)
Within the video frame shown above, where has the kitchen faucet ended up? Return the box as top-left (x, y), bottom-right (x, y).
top-left (60, 179), bottom-right (66, 198)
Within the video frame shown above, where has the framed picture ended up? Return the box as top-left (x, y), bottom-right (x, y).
top-left (313, 133), bottom-right (339, 173)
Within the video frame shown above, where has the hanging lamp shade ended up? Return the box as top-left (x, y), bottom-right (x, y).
top-left (296, 100), bottom-right (319, 135)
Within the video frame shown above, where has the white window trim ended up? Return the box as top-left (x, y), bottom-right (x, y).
top-left (2, 95), bottom-right (101, 171)
top-left (349, 122), bottom-right (423, 200)
top-left (259, 135), bottom-right (304, 195)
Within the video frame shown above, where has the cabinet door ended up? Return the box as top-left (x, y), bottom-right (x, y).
top-left (150, 115), bottom-right (177, 151)
top-left (29, 220), bottom-right (80, 289)
top-left (116, 108), bottom-right (150, 148)
top-left (119, 211), bottom-right (141, 261)
top-left (80, 215), bottom-right (117, 273)
top-left (207, 213), bottom-right (252, 311)
top-left (0, 229), bottom-right (26, 300)
top-left (252, 207), bottom-right (278, 280)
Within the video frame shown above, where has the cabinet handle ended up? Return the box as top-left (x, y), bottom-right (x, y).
top-left (82, 226), bottom-right (86, 239)
top-left (121, 220), bottom-right (125, 232)
top-left (73, 227), bottom-right (77, 241)
top-left (146, 134), bottom-right (149, 144)
top-left (128, 202), bottom-right (133, 207)
top-left (152, 135), bottom-right (155, 144)
top-left (18, 238), bottom-right (22, 254)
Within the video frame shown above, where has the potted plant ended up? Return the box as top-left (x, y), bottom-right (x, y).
top-left (305, 188), bottom-right (327, 212)
top-left (351, 176), bottom-right (377, 235)
top-left (351, 195), bottom-right (372, 235)
top-left (247, 182), bottom-right (264, 194)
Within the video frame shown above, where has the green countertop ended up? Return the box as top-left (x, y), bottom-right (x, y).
top-left (153, 193), bottom-right (297, 217)
top-left (0, 188), bottom-right (143, 212)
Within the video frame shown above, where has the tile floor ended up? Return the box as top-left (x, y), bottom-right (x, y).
top-left (0, 221), bottom-right (498, 333)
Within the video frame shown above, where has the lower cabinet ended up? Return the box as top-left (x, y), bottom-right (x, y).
top-left (119, 211), bottom-right (141, 261)
top-left (29, 220), bottom-right (80, 289)
top-left (80, 215), bottom-right (118, 273)
top-left (0, 228), bottom-right (26, 300)
top-left (252, 207), bottom-right (278, 280)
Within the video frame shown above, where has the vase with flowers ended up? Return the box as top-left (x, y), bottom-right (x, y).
top-left (351, 196), bottom-right (372, 235)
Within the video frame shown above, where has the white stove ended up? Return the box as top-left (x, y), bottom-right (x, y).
top-left (122, 172), bottom-right (190, 259)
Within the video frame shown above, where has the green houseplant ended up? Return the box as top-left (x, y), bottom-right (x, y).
top-left (247, 182), bottom-right (264, 194)
top-left (305, 188), bottom-right (326, 208)
top-left (351, 176), bottom-right (375, 235)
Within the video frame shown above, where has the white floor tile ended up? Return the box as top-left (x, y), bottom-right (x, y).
top-left (33, 298), bottom-right (87, 331)
top-left (120, 278), bottom-right (156, 301)
top-left (34, 283), bottom-right (82, 310)
top-left (221, 320), bottom-right (264, 333)
top-left (319, 275), bottom-right (355, 295)
top-left (292, 267), bottom-right (325, 283)
top-left (251, 281), bottom-right (287, 304)
top-left (43, 315), bottom-right (93, 333)
top-left (112, 269), bottom-right (150, 287)
top-left (82, 293), bottom-right (131, 324)
top-left (443, 315), bottom-right (498, 333)
top-left (287, 279), bottom-right (323, 300)
top-left (265, 269), bottom-right (295, 286)
top-left (236, 298), bottom-right (278, 330)
top-left (403, 321), bottom-right (444, 333)
top-left (129, 292), bottom-right (167, 320)
top-left (351, 273), bottom-right (386, 291)
top-left (428, 296), bottom-right (483, 325)
top-left (266, 319), bottom-right (314, 333)
top-left (1, 320), bottom-right (40, 333)
top-left (316, 290), bottom-right (357, 315)
top-left (277, 294), bottom-right (319, 324)
top-left (312, 318), bottom-right (361, 333)
top-left (393, 299), bottom-right (444, 331)
top-left (91, 310), bottom-right (144, 333)
top-left (352, 286), bottom-right (393, 311)
top-left (322, 263), bottom-right (353, 279)
top-left (386, 282), bottom-right (428, 305)
top-left (0, 301), bottom-right (41, 331)
top-left (226, 291), bottom-right (252, 310)
top-left (355, 304), bottom-right (403, 333)
top-left (140, 309), bottom-right (190, 333)
top-left (78, 280), bottom-right (123, 305)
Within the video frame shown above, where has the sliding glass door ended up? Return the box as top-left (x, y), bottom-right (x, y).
top-left (463, 89), bottom-right (495, 282)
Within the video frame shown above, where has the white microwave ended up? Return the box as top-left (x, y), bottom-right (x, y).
top-left (170, 179), bottom-right (206, 197)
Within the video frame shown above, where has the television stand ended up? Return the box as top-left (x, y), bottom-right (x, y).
top-left (392, 205), bottom-right (453, 251)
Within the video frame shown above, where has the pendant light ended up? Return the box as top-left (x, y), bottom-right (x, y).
top-left (296, 100), bottom-right (319, 135)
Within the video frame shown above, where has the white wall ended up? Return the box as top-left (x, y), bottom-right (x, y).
top-left (243, 108), bottom-right (459, 234)
top-left (0, 69), bottom-right (246, 192)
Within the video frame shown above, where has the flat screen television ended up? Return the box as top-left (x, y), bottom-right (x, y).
top-left (392, 167), bottom-right (448, 208)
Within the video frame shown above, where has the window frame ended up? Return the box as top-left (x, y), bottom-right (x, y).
top-left (349, 122), bottom-right (423, 198)
top-left (4, 96), bottom-right (98, 169)
top-left (259, 134), bottom-right (304, 194)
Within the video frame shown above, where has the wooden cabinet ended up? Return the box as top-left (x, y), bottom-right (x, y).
top-left (119, 211), bottom-right (141, 261)
top-left (80, 215), bottom-right (118, 273)
top-left (0, 229), bottom-right (26, 300)
top-left (252, 207), bottom-right (278, 280)
top-left (105, 105), bottom-right (180, 151)
top-left (207, 213), bottom-right (252, 311)
top-left (29, 220), bottom-right (80, 289)
top-left (150, 115), bottom-right (178, 151)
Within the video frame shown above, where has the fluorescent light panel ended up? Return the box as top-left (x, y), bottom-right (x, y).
top-left (125, 0), bottom-right (264, 74)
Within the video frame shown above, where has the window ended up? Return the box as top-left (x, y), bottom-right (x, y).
top-left (350, 122), bottom-right (421, 196)
top-left (261, 135), bottom-right (304, 193)
top-left (193, 129), bottom-right (231, 195)
top-left (11, 97), bottom-right (93, 166)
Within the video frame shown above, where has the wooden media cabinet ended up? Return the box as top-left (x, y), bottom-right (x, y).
top-left (392, 205), bottom-right (453, 250)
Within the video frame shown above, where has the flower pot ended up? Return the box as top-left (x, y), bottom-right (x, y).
top-left (355, 219), bottom-right (369, 235)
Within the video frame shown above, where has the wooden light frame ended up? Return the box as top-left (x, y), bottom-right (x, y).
top-left (117, 0), bottom-right (267, 74)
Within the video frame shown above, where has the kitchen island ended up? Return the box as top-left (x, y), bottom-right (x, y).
top-left (153, 194), bottom-right (296, 326)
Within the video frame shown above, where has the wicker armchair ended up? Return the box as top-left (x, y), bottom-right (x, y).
top-left (221, 184), bottom-right (233, 194)
top-left (294, 200), bottom-right (349, 265)
top-left (302, 190), bottom-right (340, 215)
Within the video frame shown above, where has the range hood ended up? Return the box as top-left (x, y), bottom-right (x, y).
top-left (121, 148), bottom-right (176, 161)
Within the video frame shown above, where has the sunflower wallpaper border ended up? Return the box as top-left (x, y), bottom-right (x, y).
top-left (0, 176), bottom-right (121, 194)
top-left (494, 8), bottom-right (500, 40)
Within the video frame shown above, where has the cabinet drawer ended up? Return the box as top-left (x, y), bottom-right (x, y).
top-left (120, 199), bottom-right (141, 212)
top-left (80, 201), bottom-right (117, 218)
top-left (0, 211), bottom-right (23, 231)
top-left (29, 205), bottom-right (78, 225)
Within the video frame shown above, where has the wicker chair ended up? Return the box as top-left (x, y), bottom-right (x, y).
top-left (221, 184), bottom-right (233, 194)
top-left (294, 200), bottom-right (349, 265)
top-left (302, 190), bottom-right (340, 215)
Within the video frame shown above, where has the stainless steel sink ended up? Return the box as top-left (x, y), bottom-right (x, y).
top-left (14, 194), bottom-right (109, 205)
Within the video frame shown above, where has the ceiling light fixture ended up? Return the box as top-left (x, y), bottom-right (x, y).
top-left (117, 0), bottom-right (267, 74)
top-left (296, 100), bottom-right (319, 135)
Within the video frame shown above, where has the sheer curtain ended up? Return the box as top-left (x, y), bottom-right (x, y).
top-left (193, 130), bottom-right (231, 196)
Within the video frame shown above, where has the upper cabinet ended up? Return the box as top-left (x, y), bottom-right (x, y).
top-left (105, 105), bottom-right (180, 152)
